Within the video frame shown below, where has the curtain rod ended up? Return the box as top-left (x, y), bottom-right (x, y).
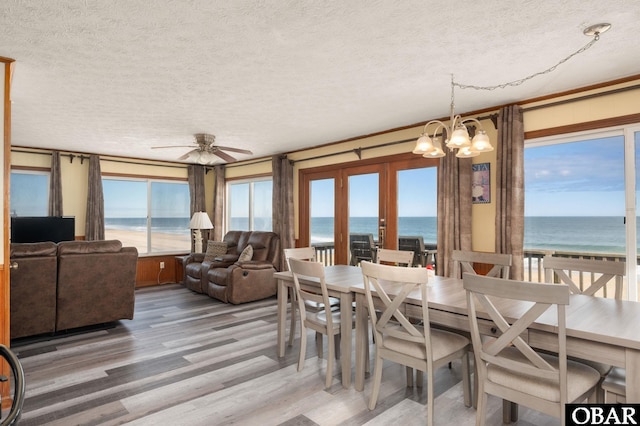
top-left (291, 137), bottom-right (417, 164)
top-left (11, 148), bottom-right (187, 169)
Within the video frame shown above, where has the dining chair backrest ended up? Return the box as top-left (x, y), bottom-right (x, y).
top-left (283, 247), bottom-right (316, 270)
top-left (543, 255), bottom-right (626, 299)
top-left (375, 248), bottom-right (414, 267)
top-left (398, 235), bottom-right (426, 266)
top-left (361, 261), bottom-right (431, 357)
top-left (288, 258), bottom-right (333, 327)
top-left (349, 233), bottom-right (376, 265)
top-left (463, 273), bottom-right (577, 421)
top-left (451, 250), bottom-right (512, 279)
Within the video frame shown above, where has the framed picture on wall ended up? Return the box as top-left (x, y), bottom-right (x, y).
top-left (472, 163), bottom-right (490, 204)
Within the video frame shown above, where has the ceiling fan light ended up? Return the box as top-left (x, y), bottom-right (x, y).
top-left (193, 151), bottom-right (208, 164)
top-left (470, 130), bottom-right (493, 152)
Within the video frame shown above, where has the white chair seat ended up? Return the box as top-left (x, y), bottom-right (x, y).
top-left (308, 309), bottom-right (344, 331)
top-left (305, 297), bottom-right (340, 311)
top-left (383, 326), bottom-right (469, 361)
top-left (487, 346), bottom-right (600, 403)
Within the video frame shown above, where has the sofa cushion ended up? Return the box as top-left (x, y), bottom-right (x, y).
top-left (10, 241), bottom-right (58, 258)
top-left (238, 245), bottom-right (253, 262)
top-left (58, 240), bottom-right (123, 255)
top-left (204, 241), bottom-right (227, 262)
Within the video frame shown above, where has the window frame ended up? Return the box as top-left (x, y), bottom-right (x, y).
top-left (10, 168), bottom-right (50, 217)
top-left (225, 176), bottom-right (273, 233)
top-left (102, 175), bottom-right (190, 255)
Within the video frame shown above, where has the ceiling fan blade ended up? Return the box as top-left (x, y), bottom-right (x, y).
top-left (212, 150), bottom-right (237, 163)
top-left (152, 145), bottom-right (197, 149)
top-left (178, 149), bottom-right (198, 161)
top-left (214, 145), bottom-right (253, 155)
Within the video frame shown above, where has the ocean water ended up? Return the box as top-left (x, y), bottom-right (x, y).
top-left (106, 216), bottom-right (631, 255)
top-left (105, 217), bottom-right (190, 234)
top-left (312, 216), bottom-right (629, 254)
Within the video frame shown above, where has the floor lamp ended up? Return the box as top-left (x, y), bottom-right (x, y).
top-left (189, 212), bottom-right (213, 253)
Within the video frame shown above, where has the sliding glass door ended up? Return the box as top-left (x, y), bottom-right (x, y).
top-left (526, 124), bottom-right (640, 300)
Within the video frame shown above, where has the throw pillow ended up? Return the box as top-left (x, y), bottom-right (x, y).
top-left (238, 244), bottom-right (253, 262)
top-left (204, 241), bottom-right (227, 262)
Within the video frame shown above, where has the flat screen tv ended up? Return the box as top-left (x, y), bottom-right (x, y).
top-left (11, 216), bottom-right (75, 243)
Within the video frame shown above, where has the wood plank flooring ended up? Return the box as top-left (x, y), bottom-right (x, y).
top-left (10, 284), bottom-right (557, 425)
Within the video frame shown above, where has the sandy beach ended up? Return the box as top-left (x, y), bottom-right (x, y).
top-left (105, 228), bottom-right (191, 254)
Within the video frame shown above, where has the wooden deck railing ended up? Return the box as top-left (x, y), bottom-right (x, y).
top-left (523, 249), bottom-right (632, 282)
top-left (313, 243), bottom-right (634, 277)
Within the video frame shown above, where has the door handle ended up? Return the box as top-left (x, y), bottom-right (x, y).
top-left (9, 262), bottom-right (18, 270)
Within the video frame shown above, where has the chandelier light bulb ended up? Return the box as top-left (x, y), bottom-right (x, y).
top-left (455, 146), bottom-right (480, 158)
top-left (470, 130), bottom-right (493, 152)
top-left (412, 134), bottom-right (434, 154)
top-left (423, 137), bottom-right (445, 158)
top-left (446, 125), bottom-right (471, 148)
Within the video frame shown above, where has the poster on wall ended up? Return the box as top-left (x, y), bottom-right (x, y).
top-left (472, 163), bottom-right (490, 204)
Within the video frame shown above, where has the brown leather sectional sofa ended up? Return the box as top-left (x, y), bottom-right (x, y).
top-left (183, 231), bottom-right (280, 304)
top-left (10, 240), bottom-right (138, 339)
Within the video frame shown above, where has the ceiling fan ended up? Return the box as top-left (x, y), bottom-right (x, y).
top-left (152, 133), bottom-right (253, 164)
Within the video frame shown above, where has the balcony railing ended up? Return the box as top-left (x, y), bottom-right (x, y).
top-left (313, 243), bottom-right (635, 281)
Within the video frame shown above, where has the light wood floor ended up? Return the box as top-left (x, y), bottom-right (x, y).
top-left (10, 284), bottom-right (557, 425)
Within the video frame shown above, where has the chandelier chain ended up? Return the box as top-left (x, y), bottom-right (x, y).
top-left (453, 33), bottom-right (601, 91)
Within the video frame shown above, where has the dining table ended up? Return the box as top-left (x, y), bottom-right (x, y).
top-left (352, 273), bottom-right (640, 403)
top-left (275, 264), bottom-right (640, 402)
top-left (275, 265), bottom-right (358, 388)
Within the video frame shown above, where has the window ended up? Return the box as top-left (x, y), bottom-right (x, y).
top-left (525, 125), bottom-right (640, 300)
top-left (103, 178), bottom-right (190, 254)
top-left (10, 170), bottom-right (49, 216)
top-left (525, 135), bottom-right (625, 256)
top-left (227, 178), bottom-right (272, 232)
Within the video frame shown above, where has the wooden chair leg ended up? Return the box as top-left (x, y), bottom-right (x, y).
top-left (406, 366), bottom-right (414, 387)
top-left (288, 287), bottom-right (297, 347)
top-left (368, 354), bottom-right (384, 410)
top-left (297, 325), bottom-right (307, 372)
top-left (316, 332), bottom-right (323, 358)
top-left (325, 331), bottom-right (335, 389)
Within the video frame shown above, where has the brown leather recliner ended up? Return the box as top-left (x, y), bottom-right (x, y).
top-left (183, 231), bottom-right (280, 304)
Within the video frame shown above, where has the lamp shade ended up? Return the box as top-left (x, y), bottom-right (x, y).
top-left (189, 212), bottom-right (213, 229)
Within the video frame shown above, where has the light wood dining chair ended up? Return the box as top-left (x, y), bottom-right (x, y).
top-left (464, 274), bottom-right (600, 426)
top-left (543, 255), bottom-right (626, 402)
top-left (375, 247), bottom-right (416, 384)
top-left (361, 261), bottom-right (471, 425)
top-left (283, 247), bottom-right (339, 352)
top-left (542, 255), bottom-right (626, 299)
top-left (289, 257), bottom-right (349, 389)
top-left (451, 250), bottom-right (512, 279)
top-left (375, 248), bottom-right (414, 267)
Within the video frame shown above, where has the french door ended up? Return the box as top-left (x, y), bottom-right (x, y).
top-left (299, 154), bottom-right (437, 265)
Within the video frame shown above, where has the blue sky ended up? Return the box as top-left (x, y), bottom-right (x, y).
top-left (102, 179), bottom-right (190, 218)
top-left (311, 168), bottom-right (437, 217)
top-left (310, 135), bottom-right (633, 218)
top-left (525, 136), bottom-right (625, 216)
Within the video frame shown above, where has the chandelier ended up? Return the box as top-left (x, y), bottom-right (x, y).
top-left (412, 75), bottom-right (492, 159)
top-left (412, 23), bottom-right (611, 159)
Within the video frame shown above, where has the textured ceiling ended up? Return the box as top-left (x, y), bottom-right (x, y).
top-left (1, 1), bottom-right (639, 164)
